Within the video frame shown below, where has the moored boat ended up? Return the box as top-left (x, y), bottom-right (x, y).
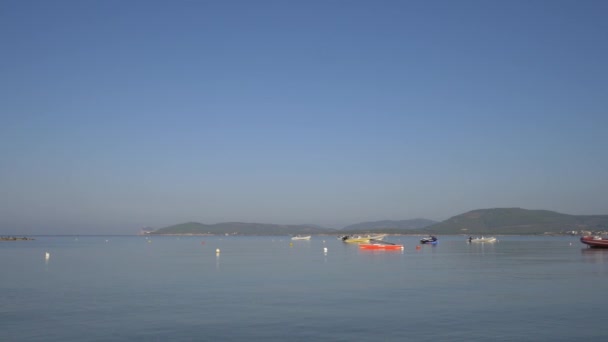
top-left (291, 235), bottom-right (311, 240)
top-left (467, 236), bottom-right (497, 243)
top-left (340, 234), bottom-right (386, 243)
top-left (359, 241), bottom-right (404, 251)
top-left (420, 236), bottom-right (438, 244)
top-left (580, 236), bottom-right (608, 248)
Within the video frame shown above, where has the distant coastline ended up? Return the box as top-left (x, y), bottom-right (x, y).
top-left (147, 208), bottom-right (608, 236)
top-left (145, 232), bottom-right (583, 238)
top-left (1, 236), bottom-right (35, 241)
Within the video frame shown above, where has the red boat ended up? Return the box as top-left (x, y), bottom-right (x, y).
top-left (359, 243), bottom-right (404, 251)
top-left (580, 236), bottom-right (608, 248)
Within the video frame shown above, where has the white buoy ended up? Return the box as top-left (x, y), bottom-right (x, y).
top-left (45, 252), bottom-right (50, 260)
top-left (216, 248), bottom-right (220, 254)
top-left (323, 247), bottom-right (328, 254)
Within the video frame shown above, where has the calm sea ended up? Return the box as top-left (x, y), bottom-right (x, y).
top-left (1, 235), bottom-right (607, 341)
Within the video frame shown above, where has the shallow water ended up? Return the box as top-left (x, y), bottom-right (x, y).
top-left (1, 235), bottom-right (607, 341)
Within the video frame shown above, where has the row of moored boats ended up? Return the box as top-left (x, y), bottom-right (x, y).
top-left (292, 234), bottom-right (499, 249)
top-left (293, 234), bottom-right (608, 249)
top-left (291, 234), bottom-right (404, 250)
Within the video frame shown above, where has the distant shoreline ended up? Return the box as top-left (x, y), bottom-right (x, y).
top-left (0, 236), bottom-right (35, 241)
top-left (145, 233), bottom-right (578, 237)
top-left (0, 233), bottom-right (582, 238)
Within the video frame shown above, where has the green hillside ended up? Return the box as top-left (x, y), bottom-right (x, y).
top-left (150, 222), bottom-right (337, 235)
top-left (343, 219), bottom-right (437, 232)
top-left (149, 208), bottom-right (608, 236)
top-left (421, 208), bottom-right (608, 235)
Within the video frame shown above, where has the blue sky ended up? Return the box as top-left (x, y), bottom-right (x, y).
top-left (1, 0), bottom-right (607, 234)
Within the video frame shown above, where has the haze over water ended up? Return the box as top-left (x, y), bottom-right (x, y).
top-left (2, 235), bottom-right (607, 341)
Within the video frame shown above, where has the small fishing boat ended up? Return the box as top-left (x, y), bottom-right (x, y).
top-left (580, 236), bottom-right (608, 248)
top-left (291, 235), bottom-right (311, 240)
top-left (467, 236), bottom-right (497, 243)
top-left (358, 240), bottom-right (404, 251)
top-left (420, 236), bottom-right (438, 244)
top-left (340, 234), bottom-right (386, 243)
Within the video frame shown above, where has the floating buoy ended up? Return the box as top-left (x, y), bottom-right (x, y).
top-left (323, 247), bottom-right (328, 253)
top-left (45, 252), bottom-right (50, 260)
top-left (416, 245), bottom-right (421, 250)
top-left (216, 248), bottom-right (220, 254)
top-left (289, 242), bottom-right (293, 247)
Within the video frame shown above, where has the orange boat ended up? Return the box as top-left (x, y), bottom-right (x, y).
top-left (358, 243), bottom-right (404, 251)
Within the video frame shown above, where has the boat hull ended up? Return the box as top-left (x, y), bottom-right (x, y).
top-left (341, 235), bottom-right (386, 243)
top-left (359, 244), bottom-right (404, 251)
top-left (468, 237), bottom-right (497, 243)
top-left (343, 238), bottom-right (372, 243)
top-left (580, 236), bottom-right (608, 248)
top-left (420, 238), bottom-right (437, 244)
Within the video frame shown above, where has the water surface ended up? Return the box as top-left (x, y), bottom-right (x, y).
top-left (1, 235), bottom-right (606, 341)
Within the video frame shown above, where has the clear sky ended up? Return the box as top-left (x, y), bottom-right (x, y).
top-left (1, 0), bottom-right (607, 234)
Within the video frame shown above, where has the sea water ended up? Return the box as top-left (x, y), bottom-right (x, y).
top-left (1, 235), bottom-right (607, 341)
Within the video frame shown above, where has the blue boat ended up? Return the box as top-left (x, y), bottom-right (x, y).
top-left (420, 236), bottom-right (438, 244)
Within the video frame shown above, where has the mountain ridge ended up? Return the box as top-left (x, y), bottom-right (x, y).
top-left (148, 208), bottom-right (608, 235)
top-left (419, 207), bottom-right (608, 235)
top-left (343, 218), bottom-right (437, 231)
top-left (150, 222), bottom-right (337, 235)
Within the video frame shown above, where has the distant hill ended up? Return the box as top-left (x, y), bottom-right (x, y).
top-left (151, 219), bottom-right (438, 236)
top-left (343, 219), bottom-right (437, 232)
top-left (420, 208), bottom-right (608, 235)
top-left (149, 208), bottom-right (608, 236)
top-left (150, 222), bottom-right (337, 235)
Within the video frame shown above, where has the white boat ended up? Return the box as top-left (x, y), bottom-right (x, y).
top-left (339, 234), bottom-right (387, 243)
top-left (291, 235), bottom-right (311, 240)
top-left (468, 236), bottom-right (497, 243)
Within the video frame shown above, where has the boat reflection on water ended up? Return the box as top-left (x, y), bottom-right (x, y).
top-left (581, 248), bottom-right (608, 264)
top-left (358, 247), bottom-right (404, 254)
